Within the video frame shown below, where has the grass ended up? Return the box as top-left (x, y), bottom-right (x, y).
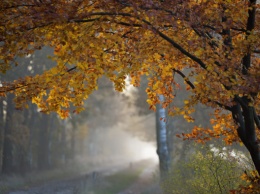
top-left (81, 160), bottom-right (149, 194)
top-left (95, 169), bottom-right (142, 194)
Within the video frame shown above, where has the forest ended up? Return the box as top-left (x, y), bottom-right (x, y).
top-left (0, 0), bottom-right (260, 193)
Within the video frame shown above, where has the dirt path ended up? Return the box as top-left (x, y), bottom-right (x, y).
top-left (117, 160), bottom-right (161, 194)
top-left (6, 163), bottom-right (128, 194)
top-left (7, 171), bottom-right (105, 194)
top-left (6, 160), bottom-right (160, 194)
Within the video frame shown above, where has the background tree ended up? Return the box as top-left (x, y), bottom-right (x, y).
top-left (0, 47), bottom-right (92, 174)
top-left (2, 94), bottom-right (14, 174)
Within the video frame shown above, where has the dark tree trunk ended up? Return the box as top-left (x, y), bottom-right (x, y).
top-left (47, 113), bottom-right (56, 168)
top-left (60, 121), bottom-right (67, 164)
top-left (233, 0), bottom-right (260, 175)
top-left (17, 107), bottom-right (31, 174)
top-left (37, 114), bottom-right (50, 170)
top-left (18, 149), bottom-right (27, 175)
top-left (27, 104), bottom-right (37, 171)
top-left (219, 0), bottom-right (260, 175)
top-left (2, 94), bottom-right (14, 174)
top-left (0, 97), bottom-right (4, 172)
top-left (71, 128), bottom-right (75, 159)
top-left (70, 120), bottom-right (77, 160)
top-left (232, 103), bottom-right (260, 174)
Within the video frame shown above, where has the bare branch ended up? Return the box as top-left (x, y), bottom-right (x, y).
top-left (253, 107), bottom-right (260, 130)
top-left (173, 69), bottom-right (195, 89)
top-left (234, 95), bottom-right (248, 110)
top-left (173, 69), bottom-right (231, 111)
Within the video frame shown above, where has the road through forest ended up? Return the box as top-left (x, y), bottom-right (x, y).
top-left (6, 159), bottom-right (159, 194)
top-left (117, 160), bottom-right (160, 194)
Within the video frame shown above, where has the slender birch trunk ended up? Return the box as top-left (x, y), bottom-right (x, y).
top-left (156, 95), bottom-right (170, 179)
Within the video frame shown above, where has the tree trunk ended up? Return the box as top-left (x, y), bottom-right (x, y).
top-left (37, 114), bottom-right (50, 170)
top-left (47, 114), bottom-right (55, 168)
top-left (16, 107), bottom-right (31, 174)
top-left (2, 94), bottom-right (14, 174)
top-left (0, 97), bottom-right (4, 172)
top-left (233, 0), bottom-right (260, 175)
top-left (60, 120), bottom-right (67, 165)
top-left (156, 95), bottom-right (170, 179)
top-left (27, 104), bottom-right (37, 171)
top-left (232, 103), bottom-right (260, 175)
top-left (70, 119), bottom-right (76, 160)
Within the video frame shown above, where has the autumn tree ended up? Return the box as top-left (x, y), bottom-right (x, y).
top-left (1, 0), bottom-right (260, 176)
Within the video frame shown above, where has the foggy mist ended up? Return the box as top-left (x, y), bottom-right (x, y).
top-left (76, 77), bottom-right (158, 167)
top-left (0, 73), bottom-right (160, 194)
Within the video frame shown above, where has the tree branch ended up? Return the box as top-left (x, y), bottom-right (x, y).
top-left (234, 95), bottom-right (248, 110)
top-left (0, 66), bottom-right (78, 94)
top-left (173, 69), bottom-right (231, 111)
top-left (173, 69), bottom-right (195, 89)
top-left (253, 107), bottom-right (260, 130)
top-left (67, 66), bottom-right (77, 72)
top-left (140, 19), bottom-right (207, 70)
top-left (242, 0), bottom-right (256, 74)
top-left (71, 18), bottom-right (99, 23)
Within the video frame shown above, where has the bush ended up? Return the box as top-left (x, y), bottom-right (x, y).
top-left (163, 143), bottom-right (249, 194)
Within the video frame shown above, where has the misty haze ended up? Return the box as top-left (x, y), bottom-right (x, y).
top-left (1, 1), bottom-right (259, 193)
top-left (0, 51), bottom-right (161, 194)
top-left (0, 49), bottom-right (252, 194)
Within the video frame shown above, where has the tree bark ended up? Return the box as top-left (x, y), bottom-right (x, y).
top-left (37, 114), bottom-right (50, 170)
top-left (234, 0), bottom-right (260, 174)
top-left (47, 114), bottom-right (55, 168)
top-left (232, 102), bottom-right (260, 174)
top-left (70, 119), bottom-right (77, 160)
top-left (60, 120), bottom-right (67, 165)
top-left (2, 94), bottom-right (14, 174)
top-left (27, 104), bottom-right (37, 171)
top-left (156, 95), bottom-right (170, 179)
top-left (0, 97), bottom-right (4, 172)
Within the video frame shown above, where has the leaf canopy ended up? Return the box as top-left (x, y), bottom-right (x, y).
top-left (0, 0), bottom-right (260, 142)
